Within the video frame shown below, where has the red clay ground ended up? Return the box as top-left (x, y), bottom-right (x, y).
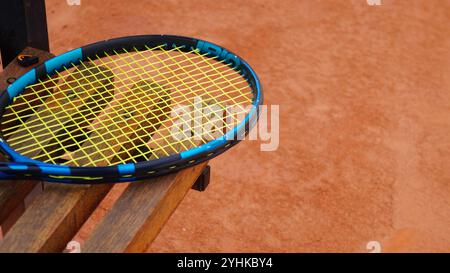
top-left (46, 0), bottom-right (449, 252)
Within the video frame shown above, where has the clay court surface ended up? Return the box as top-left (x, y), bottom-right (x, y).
top-left (45, 0), bottom-right (450, 252)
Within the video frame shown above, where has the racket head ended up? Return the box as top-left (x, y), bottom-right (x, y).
top-left (0, 35), bottom-right (262, 183)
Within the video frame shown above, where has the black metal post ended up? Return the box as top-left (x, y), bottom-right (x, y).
top-left (0, 0), bottom-right (49, 68)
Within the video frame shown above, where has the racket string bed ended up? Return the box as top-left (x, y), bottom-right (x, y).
top-left (1, 42), bottom-right (254, 168)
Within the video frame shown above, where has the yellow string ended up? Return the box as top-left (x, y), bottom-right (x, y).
top-left (7, 88), bottom-right (251, 156)
top-left (2, 50), bottom-right (231, 117)
top-left (2, 73), bottom-right (247, 135)
top-left (1, 45), bottom-right (254, 166)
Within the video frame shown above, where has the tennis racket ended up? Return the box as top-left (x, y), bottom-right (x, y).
top-left (0, 35), bottom-right (262, 183)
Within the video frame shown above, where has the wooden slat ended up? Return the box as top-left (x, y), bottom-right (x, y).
top-left (0, 48), bottom-right (54, 236)
top-left (0, 183), bottom-right (112, 252)
top-left (0, 180), bottom-right (36, 236)
top-left (82, 162), bottom-right (207, 253)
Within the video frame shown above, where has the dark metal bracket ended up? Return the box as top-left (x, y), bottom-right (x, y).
top-left (192, 165), bottom-right (210, 192)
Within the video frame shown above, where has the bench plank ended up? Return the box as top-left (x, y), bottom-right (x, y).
top-left (0, 183), bottom-right (112, 252)
top-left (0, 48), bottom-right (54, 236)
top-left (82, 162), bottom-right (207, 253)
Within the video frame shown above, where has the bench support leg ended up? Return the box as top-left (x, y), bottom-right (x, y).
top-left (191, 165), bottom-right (211, 192)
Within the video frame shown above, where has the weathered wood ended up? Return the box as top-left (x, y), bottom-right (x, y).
top-left (0, 180), bottom-right (35, 237)
top-left (0, 48), bottom-right (54, 236)
top-left (82, 162), bottom-right (207, 253)
top-left (0, 183), bottom-right (112, 252)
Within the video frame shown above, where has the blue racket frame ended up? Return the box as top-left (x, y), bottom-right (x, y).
top-left (0, 35), bottom-right (262, 183)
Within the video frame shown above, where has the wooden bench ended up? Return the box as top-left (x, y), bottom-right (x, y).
top-left (0, 47), bottom-right (210, 253)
